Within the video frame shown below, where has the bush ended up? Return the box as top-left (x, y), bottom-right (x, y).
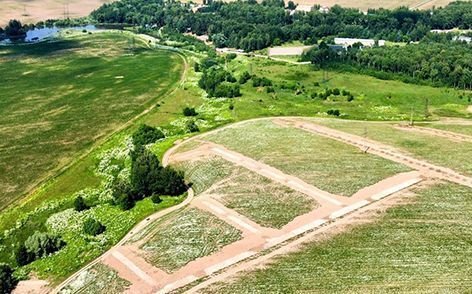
top-left (183, 107), bottom-right (198, 116)
top-left (229, 104), bottom-right (234, 110)
top-left (151, 194), bottom-right (162, 204)
top-left (238, 71), bottom-right (251, 84)
top-left (0, 264), bottom-right (17, 294)
top-left (24, 231), bottom-right (65, 259)
top-left (213, 82), bottom-right (241, 98)
top-left (83, 218), bottom-right (106, 236)
top-left (132, 124), bottom-right (164, 147)
top-left (187, 120), bottom-right (200, 133)
top-left (332, 88), bottom-right (340, 95)
top-left (226, 53), bottom-right (237, 60)
top-left (14, 245), bottom-right (34, 266)
top-left (116, 194), bottom-right (135, 210)
top-left (266, 86), bottom-right (275, 93)
top-left (327, 109), bottom-right (341, 116)
top-left (347, 94), bottom-right (355, 102)
top-left (74, 196), bottom-right (88, 212)
top-left (252, 76), bottom-right (272, 87)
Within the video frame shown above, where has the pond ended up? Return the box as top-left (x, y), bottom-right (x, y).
top-left (0, 25), bottom-right (99, 44)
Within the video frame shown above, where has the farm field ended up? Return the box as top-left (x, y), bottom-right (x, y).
top-left (0, 31), bottom-right (183, 209)
top-left (176, 156), bottom-right (317, 228)
top-left (203, 119), bottom-right (410, 196)
top-left (137, 207), bottom-right (242, 272)
top-left (199, 182), bottom-right (472, 293)
top-left (57, 115), bottom-right (426, 293)
top-left (58, 262), bottom-right (130, 294)
top-left (0, 0), bottom-right (113, 27)
top-left (309, 119), bottom-right (472, 176)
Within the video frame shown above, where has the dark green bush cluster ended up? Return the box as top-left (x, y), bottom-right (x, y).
top-left (312, 88), bottom-right (354, 101)
top-left (132, 124), bottom-right (165, 146)
top-left (238, 71), bottom-right (252, 84)
top-left (252, 76), bottom-right (273, 87)
top-left (199, 67), bottom-right (241, 98)
top-left (183, 107), bottom-right (198, 117)
top-left (0, 264), bottom-right (17, 294)
top-left (15, 231), bottom-right (65, 266)
top-left (114, 146), bottom-right (187, 210)
top-left (327, 109), bottom-right (341, 116)
top-left (83, 218), bottom-right (106, 236)
top-left (187, 120), bottom-right (200, 133)
top-left (74, 196), bottom-right (89, 212)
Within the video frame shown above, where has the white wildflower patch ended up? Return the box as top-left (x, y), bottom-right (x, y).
top-left (46, 208), bottom-right (86, 235)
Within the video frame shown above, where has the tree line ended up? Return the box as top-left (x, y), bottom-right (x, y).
top-left (302, 36), bottom-right (472, 90)
top-left (90, 0), bottom-right (472, 51)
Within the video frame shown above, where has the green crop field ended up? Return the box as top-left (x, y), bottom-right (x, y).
top-left (204, 120), bottom-right (410, 196)
top-left (0, 31), bottom-right (182, 209)
top-left (310, 119), bottom-right (472, 176)
top-left (201, 182), bottom-right (472, 293)
top-left (138, 208), bottom-right (241, 272)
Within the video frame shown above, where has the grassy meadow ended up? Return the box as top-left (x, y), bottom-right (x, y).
top-left (0, 31), bottom-right (183, 209)
top-left (310, 119), bottom-right (472, 176)
top-left (175, 156), bottom-right (317, 228)
top-left (204, 120), bottom-right (410, 196)
top-left (201, 182), bottom-right (472, 293)
top-left (1, 29), bottom-right (471, 287)
top-left (226, 56), bottom-right (471, 122)
top-left (139, 207), bottom-right (241, 272)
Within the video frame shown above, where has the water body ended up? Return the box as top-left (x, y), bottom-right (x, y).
top-left (0, 25), bottom-right (98, 44)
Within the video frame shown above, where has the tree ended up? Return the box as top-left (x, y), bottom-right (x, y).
top-left (183, 107), bottom-right (198, 116)
top-left (24, 231), bottom-right (65, 259)
top-left (238, 71), bottom-right (251, 84)
top-left (15, 245), bottom-right (33, 266)
top-left (132, 124), bottom-right (165, 147)
top-left (287, 1), bottom-right (297, 10)
top-left (83, 218), bottom-right (106, 236)
top-left (116, 193), bottom-right (134, 210)
top-left (74, 196), bottom-right (88, 212)
top-left (130, 147), bottom-right (187, 197)
top-left (0, 264), bottom-right (17, 294)
top-left (151, 194), bottom-right (162, 204)
top-left (4, 19), bottom-right (25, 38)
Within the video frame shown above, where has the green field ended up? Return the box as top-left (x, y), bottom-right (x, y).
top-left (310, 119), bottom-right (472, 176)
top-left (226, 56), bottom-right (471, 122)
top-left (58, 262), bottom-right (130, 294)
top-left (202, 183), bottom-right (472, 293)
top-left (213, 164), bottom-right (317, 229)
top-left (415, 122), bottom-right (472, 136)
top-left (176, 156), bottom-right (317, 228)
top-left (0, 31), bottom-right (182, 209)
top-left (204, 120), bottom-right (410, 196)
top-left (138, 208), bottom-right (241, 272)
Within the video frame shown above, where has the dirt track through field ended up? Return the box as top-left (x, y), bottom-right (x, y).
top-left (274, 118), bottom-right (472, 188)
top-left (394, 125), bottom-right (472, 143)
top-left (55, 117), bottom-right (472, 294)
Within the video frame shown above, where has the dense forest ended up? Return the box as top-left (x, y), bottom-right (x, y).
top-left (90, 0), bottom-right (472, 51)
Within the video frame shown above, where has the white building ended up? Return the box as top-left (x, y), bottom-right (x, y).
top-left (334, 38), bottom-right (385, 47)
top-left (453, 36), bottom-right (472, 43)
